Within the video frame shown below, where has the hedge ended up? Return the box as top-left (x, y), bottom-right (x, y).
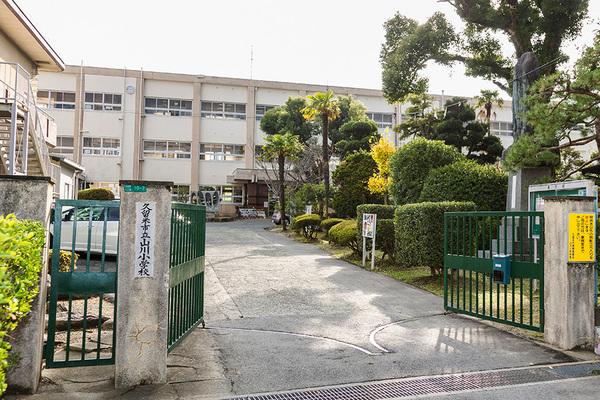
top-left (77, 188), bottom-right (115, 200)
top-left (389, 138), bottom-right (464, 205)
top-left (321, 218), bottom-right (344, 234)
top-left (329, 219), bottom-right (359, 253)
top-left (394, 201), bottom-right (476, 275)
top-left (419, 161), bottom-right (507, 210)
top-left (292, 214), bottom-right (321, 239)
top-left (0, 215), bottom-right (45, 394)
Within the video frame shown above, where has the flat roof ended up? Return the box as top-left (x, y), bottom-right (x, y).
top-left (0, 0), bottom-right (64, 72)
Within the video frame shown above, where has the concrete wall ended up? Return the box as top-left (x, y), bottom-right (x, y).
top-left (0, 30), bottom-right (35, 74)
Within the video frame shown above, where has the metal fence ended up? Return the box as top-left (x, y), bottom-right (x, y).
top-left (46, 199), bottom-right (120, 368)
top-left (443, 211), bottom-right (544, 332)
top-left (168, 203), bottom-right (206, 351)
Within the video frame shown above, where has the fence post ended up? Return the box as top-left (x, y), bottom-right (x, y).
top-left (544, 196), bottom-right (596, 350)
top-left (115, 180), bottom-right (172, 388)
top-left (0, 175), bottom-right (53, 394)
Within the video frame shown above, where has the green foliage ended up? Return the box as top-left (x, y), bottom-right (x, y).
top-left (329, 219), bottom-right (359, 253)
top-left (420, 161), bottom-right (507, 210)
top-left (48, 250), bottom-right (79, 273)
top-left (394, 201), bottom-right (476, 275)
top-left (77, 188), bottom-right (115, 200)
top-left (380, 2), bottom-right (589, 100)
top-left (334, 119), bottom-right (380, 159)
top-left (505, 32), bottom-right (600, 179)
top-left (320, 218), bottom-right (345, 234)
top-left (0, 215), bottom-right (45, 394)
top-left (289, 183), bottom-right (328, 216)
top-left (332, 151), bottom-right (382, 218)
top-left (389, 138), bottom-right (464, 205)
top-left (259, 133), bottom-right (304, 163)
top-left (292, 214), bottom-right (321, 239)
top-left (328, 95), bottom-right (368, 144)
top-left (260, 97), bottom-right (316, 143)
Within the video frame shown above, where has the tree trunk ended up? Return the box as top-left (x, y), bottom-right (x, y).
top-left (322, 114), bottom-right (330, 218)
top-left (278, 154), bottom-right (287, 231)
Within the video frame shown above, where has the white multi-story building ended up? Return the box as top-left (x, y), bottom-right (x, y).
top-left (38, 65), bottom-right (514, 213)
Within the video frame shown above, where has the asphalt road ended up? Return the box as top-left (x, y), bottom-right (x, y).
top-left (203, 219), bottom-right (572, 396)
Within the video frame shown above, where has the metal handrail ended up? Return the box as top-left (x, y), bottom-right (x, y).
top-left (0, 61), bottom-right (52, 175)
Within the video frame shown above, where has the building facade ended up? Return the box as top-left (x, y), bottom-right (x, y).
top-left (38, 65), bottom-right (515, 212)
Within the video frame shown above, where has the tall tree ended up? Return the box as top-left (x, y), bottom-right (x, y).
top-left (474, 89), bottom-right (505, 135)
top-left (259, 133), bottom-right (303, 230)
top-left (504, 32), bottom-right (600, 180)
top-left (335, 119), bottom-right (380, 159)
top-left (260, 97), bottom-right (316, 143)
top-left (380, 1), bottom-right (590, 101)
top-left (368, 137), bottom-right (395, 204)
top-left (302, 90), bottom-right (341, 217)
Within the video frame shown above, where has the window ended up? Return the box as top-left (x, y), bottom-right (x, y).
top-left (199, 185), bottom-right (243, 204)
top-left (172, 185), bottom-right (190, 202)
top-left (367, 112), bottom-right (394, 129)
top-left (145, 97), bottom-right (192, 116)
top-left (82, 137), bottom-right (120, 157)
top-left (201, 101), bottom-right (246, 120)
top-left (37, 90), bottom-right (76, 110)
top-left (490, 121), bottom-right (514, 136)
top-left (85, 92), bottom-right (122, 111)
top-left (199, 143), bottom-right (245, 161)
top-left (143, 140), bottom-right (191, 159)
top-left (255, 104), bottom-right (276, 120)
top-left (54, 136), bottom-right (74, 155)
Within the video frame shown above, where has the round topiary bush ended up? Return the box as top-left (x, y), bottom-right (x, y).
top-left (292, 214), bottom-right (321, 239)
top-left (77, 188), bottom-right (115, 200)
top-left (329, 219), bottom-right (359, 253)
top-left (389, 138), bottom-right (464, 205)
top-left (320, 218), bottom-right (345, 234)
top-left (419, 160), bottom-right (508, 210)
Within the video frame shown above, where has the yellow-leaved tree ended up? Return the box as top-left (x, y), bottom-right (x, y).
top-left (368, 137), bottom-right (395, 204)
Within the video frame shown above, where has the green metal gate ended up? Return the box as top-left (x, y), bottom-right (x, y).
top-left (46, 199), bottom-right (120, 368)
top-left (443, 211), bottom-right (544, 332)
top-left (168, 203), bottom-right (206, 351)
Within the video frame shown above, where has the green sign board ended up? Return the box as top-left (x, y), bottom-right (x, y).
top-left (123, 184), bottom-right (147, 193)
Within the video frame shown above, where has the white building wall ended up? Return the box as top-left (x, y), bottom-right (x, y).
top-left (200, 119), bottom-right (246, 144)
top-left (201, 84), bottom-right (246, 103)
top-left (145, 80), bottom-right (192, 99)
top-left (144, 116), bottom-right (193, 141)
top-left (142, 159), bottom-right (191, 184)
top-left (199, 161), bottom-right (245, 185)
top-left (0, 30), bottom-right (35, 74)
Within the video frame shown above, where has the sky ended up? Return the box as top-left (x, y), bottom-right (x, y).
top-left (17, 0), bottom-right (600, 99)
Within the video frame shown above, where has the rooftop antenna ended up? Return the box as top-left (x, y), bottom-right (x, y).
top-left (250, 45), bottom-right (254, 80)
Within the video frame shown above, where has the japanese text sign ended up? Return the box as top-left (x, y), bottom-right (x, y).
top-left (568, 213), bottom-right (595, 263)
top-left (362, 213), bottom-right (377, 238)
top-left (134, 201), bottom-right (156, 278)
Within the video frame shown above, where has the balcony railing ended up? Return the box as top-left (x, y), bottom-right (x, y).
top-left (0, 61), bottom-right (54, 175)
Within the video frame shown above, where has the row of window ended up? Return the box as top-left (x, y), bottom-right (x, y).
top-left (143, 140), bottom-right (192, 159)
top-left (200, 143), bottom-right (245, 161)
top-left (145, 97), bottom-right (193, 116)
top-left (367, 112), bottom-right (394, 129)
top-left (491, 121), bottom-right (514, 136)
top-left (54, 136), bottom-right (121, 157)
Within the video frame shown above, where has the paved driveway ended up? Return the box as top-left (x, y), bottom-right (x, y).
top-left (203, 220), bottom-right (571, 397)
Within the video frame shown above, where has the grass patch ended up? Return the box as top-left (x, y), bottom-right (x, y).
top-left (378, 266), bottom-right (444, 296)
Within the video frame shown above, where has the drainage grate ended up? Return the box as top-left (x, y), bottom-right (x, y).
top-left (226, 362), bottom-right (600, 400)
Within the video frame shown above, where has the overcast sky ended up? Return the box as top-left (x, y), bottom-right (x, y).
top-left (17, 0), bottom-right (600, 99)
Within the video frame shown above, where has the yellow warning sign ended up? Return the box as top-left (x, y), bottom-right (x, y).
top-left (568, 213), bottom-right (596, 263)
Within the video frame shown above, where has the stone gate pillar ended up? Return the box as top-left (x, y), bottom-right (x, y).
top-left (115, 180), bottom-right (172, 388)
top-left (0, 175), bottom-right (53, 394)
top-left (544, 196), bottom-right (596, 350)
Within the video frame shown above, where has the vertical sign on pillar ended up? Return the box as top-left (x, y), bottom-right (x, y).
top-left (567, 212), bottom-right (595, 263)
top-left (134, 201), bottom-right (156, 278)
top-left (362, 213), bottom-right (377, 270)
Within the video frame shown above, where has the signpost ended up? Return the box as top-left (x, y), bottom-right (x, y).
top-left (305, 204), bottom-right (312, 215)
top-left (362, 213), bottom-right (377, 270)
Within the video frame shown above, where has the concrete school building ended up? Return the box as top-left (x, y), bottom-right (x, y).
top-left (37, 65), bottom-right (515, 212)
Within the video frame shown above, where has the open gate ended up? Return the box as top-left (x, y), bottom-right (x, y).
top-left (443, 211), bottom-right (544, 332)
top-left (168, 203), bottom-right (206, 351)
top-left (46, 199), bottom-right (120, 367)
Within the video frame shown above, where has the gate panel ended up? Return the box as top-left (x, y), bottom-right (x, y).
top-left (46, 199), bottom-right (120, 368)
top-left (443, 211), bottom-right (544, 332)
top-left (168, 203), bottom-right (206, 351)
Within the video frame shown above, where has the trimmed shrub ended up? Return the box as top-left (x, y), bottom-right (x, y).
top-left (321, 218), bottom-right (344, 234)
top-left (77, 188), bottom-right (115, 200)
top-left (332, 151), bottom-right (382, 218)
top-left (329, 219), bottom-right (359, 253)
top-left (292, 214), bottom-right (321, 239)
top-left (389, 138), bottom-right (464, 205)
top-left (0, 215), bottom-right (45, 394)
top-left (48, 250), bottom-right (79, 272)
top-left (394, 201), bottom-right (476, 275)
top-left (419, 161), bottom-right (508, 211)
